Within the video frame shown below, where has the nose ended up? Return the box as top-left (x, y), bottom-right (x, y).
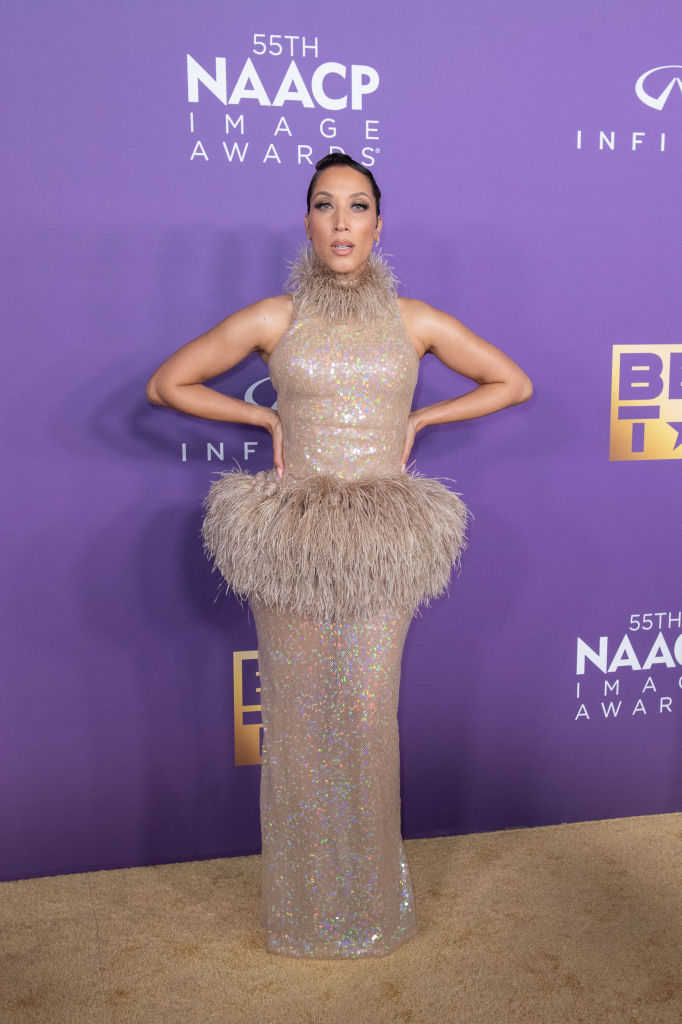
top-left (332, 208), bottom-right (349, 231)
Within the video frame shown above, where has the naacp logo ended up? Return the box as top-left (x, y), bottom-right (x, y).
top-left (635, 66), bottom-right (682, 110)
top-left (185, 35), bottom-right (382, 167)
top-left (610, 345), bottom-right (682, 461)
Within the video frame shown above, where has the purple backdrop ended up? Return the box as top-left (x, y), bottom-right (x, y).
top-left (2, 0), bottom-right (681, 881)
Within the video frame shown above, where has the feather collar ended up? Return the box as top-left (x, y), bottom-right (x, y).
top-left (285, 245), bottom-right (398, 325)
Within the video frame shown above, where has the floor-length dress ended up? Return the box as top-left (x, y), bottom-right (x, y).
top-left (202, 251), bottom-right (467, 958)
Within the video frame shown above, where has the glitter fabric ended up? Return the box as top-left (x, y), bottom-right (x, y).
top-left (252, 602), bottom-right (415, 958)
top-left (252, 303), bottom-right (422, 959)
top-left (268, 308), bottom-right (418, 482)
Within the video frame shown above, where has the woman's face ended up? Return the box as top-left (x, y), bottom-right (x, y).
top-left (304, 165), bottom-right (382, 278)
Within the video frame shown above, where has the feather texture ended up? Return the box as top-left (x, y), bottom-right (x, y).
top-left (202, 469), bottom-right (468, 621)
top-left (285, 245), bottom-right (398, 325)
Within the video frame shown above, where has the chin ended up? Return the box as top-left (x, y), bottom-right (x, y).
top-left (325, 255), bottom-right (370, 278)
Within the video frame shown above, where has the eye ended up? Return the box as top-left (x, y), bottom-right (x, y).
top-left (313, 200), bottom-right (332, 209)
top-left (352, 202), bottom-right (370, 210)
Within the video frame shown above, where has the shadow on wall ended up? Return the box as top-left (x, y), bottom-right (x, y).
top-left (70, 496), bottom-right (262, 869)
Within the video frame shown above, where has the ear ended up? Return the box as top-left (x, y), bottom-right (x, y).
top-left (375, 214), bottom-right (383, 241)
top-left (304, 213), bottom-right (310, 239)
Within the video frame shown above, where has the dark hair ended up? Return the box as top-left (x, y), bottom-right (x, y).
top-left (306, 153), bottom-right (381, 217)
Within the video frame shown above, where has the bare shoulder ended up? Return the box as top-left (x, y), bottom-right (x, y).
top-left (250, 292), bottom-right (293, 320)
top-left (147, 293), bottom-right (294, 398)
top-left (236, 293), bottom-right (293, 351)
top-left (396, 296), bottom-right (456, 358)
top-left (396, 295), bottom-right (437, 325)
top-left (398, 295), bottom-right (531, 394)
top-left (200, 293), bottom-right (293, 363)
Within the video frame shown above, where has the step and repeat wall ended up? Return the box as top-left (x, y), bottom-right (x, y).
top-left (2, 0), bottom-right (680, 880)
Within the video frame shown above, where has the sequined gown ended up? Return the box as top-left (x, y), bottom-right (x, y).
top-left (202, 257), bottom-right (467, 959)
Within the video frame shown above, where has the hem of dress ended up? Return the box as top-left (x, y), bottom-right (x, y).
top-left (263, 921), bottom-right (418, 960)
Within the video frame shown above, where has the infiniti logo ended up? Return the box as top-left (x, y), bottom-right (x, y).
top-left (178, 376), bottom-right (278, 462)
top-left (244, 376), bottom-right (277, 409)
top-left (635, 66), bottom-right (682, 110)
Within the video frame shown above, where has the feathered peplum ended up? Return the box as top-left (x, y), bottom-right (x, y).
top-left (202, 469), bottom-right (468, 621)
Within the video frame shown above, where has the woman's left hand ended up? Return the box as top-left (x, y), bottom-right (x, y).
top-left (400, 412), bottom-right (421, 472)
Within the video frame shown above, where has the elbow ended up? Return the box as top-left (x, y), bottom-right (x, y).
top-left (507, 369), bottom-right (532, 406)
top-left (145, 374), bottom-right (166, 407)
top-left (516, 372), bottom-right (533, 404)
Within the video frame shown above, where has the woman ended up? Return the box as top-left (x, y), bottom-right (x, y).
top-left (147, 153), bottom-right (532, 959)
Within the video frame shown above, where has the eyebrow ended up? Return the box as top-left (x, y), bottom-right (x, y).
top-left (312, 190), bottom-right (372, 200)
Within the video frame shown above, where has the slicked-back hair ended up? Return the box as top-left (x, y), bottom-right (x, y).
top-left (306, 154), bottom-right (381, 217)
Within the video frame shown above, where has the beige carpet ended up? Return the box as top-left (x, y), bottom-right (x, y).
top-left (1, 813), bottom-right (680, 1024)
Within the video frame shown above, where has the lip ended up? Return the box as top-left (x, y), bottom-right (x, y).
top-left (330, 242), bottom-right (354, 255)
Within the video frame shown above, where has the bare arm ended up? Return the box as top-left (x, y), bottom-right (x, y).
top-left (397, 297), bottom-right (532, 468)
top-left (146, 294), bottom-right (292, 473)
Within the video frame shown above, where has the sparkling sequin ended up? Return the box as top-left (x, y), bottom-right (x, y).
top-left (269, 312), bottom-right (419, 482)
top-left (254, 308), bottom-right (420, 958)
top-left (253, 604), bottom-right (416, 958)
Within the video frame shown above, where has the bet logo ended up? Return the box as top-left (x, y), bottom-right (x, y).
top-left (232, 650), bottom-right (263, 766)
top-left (610, 346), bottom-right (682, 460)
